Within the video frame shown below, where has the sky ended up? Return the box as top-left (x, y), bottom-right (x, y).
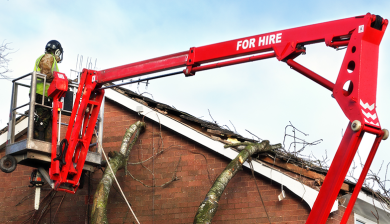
top-left (1, 0), bottom-right (390, 186)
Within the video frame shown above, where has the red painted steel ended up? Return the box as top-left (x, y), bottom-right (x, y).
top-left (190, 52), bottom-right (276, 73)
top-left (95, 15), bottom-right (383, 84)
top-left (50, 13), bottom-right (387, 222)
top-left (307, 124), bottom-right (364, 223)
top-left (332, 15), bottom-right (387, 129)
top-left (189, 15), bottom-right (371, 63)
top-left (50, 97), bottom-right (61, 179)
top-left (97, 51), bottom-right (189, 84)
top-left (48, 72), bottom-right (68, 182)
top-left (59, 70), bottom-right (103, 193)
top-left (47, 72), bottom-right (68, 97)
top-left (286, 59), bottom-right (335, 91)
top-left (50, 69), bottom-right (104, 193)
top-left (307, 13), bottom-right (387, 223)
top-left (363, 125), bottom-right (383, 135)
top-left (51, 69), bottom-right (90, 192)
top-left (328, 40), bottom-right (350, 48)
top-left (340, 134), bottom-right (383, 223)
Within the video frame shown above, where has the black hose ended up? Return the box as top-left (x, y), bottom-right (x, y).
top-left (53, 139), bottom-right (69, 168)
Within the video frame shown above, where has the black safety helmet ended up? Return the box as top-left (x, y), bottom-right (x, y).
top-left (45, 40), bottom-right (63, 63)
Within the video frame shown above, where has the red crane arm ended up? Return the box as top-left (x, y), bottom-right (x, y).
top-left (96, 13), bottom-right (376, 84)
top-left (50, 13), bottom-right (388, 224)
top-left (97, 51), bottom-right (188, 83)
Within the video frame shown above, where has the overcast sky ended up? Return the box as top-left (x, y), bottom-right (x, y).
top-left (1, 0), bottom-right (390, 184)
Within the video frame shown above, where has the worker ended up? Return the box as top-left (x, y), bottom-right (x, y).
top-left (33, 40), bottom-right (64, 142)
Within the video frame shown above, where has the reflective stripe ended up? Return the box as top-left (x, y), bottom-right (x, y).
top-left (51, 55), bottom-right (59, 73)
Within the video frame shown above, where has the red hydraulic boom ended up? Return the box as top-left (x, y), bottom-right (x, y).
top-left (48, 13), bottom-right (388, 223)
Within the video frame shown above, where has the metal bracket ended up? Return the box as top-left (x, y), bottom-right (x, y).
top-left (38, 167), bottom-right (54, 189)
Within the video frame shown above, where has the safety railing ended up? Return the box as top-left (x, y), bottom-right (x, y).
top-left (5, 71), bottom-right (103, 170)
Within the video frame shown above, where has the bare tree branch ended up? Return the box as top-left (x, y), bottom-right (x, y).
top-left (0, 41), bottom-right (13, 79)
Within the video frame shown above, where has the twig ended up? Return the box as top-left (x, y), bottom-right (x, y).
top-left (128, 148), bottom-right (164, 165)
top-left (52, 194), bottom-right (66, 224)
top-left (229, 120), bottom-right (238, 134)
top-left (35, 191), bottom-right (57, 224)
top-left (188, 150), bottom-right (214, 185)
top-left (208, 109), bottom-right (217, 124)
top-left (0, 40), bottom-right (14, 78)
top-left (249, 160), bottom-right (271, 224)
top-left (20, 189), bottom-right (54, 224)
top-left (245, 129), bottom-right (262, 142)
top-left (15, 192), bottom-right (35, 206)
top-left (126, 156), bottom-right (181, 188)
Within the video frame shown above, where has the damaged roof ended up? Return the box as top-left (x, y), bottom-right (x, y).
top-left (107, 84), bottom-right (390, 211)
top-left (109, 84), bottom-right (255, 144)
top-left (1, 83), bottom-right (389, 218)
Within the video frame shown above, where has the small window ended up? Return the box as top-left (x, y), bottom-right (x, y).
top-left (354, 213), bottom-right (376, 224)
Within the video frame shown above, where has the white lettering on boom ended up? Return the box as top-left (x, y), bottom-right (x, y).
top-left (236, 33), bottom-right (282, 50)
top-left (259, 36), bottom-right (266, 46)
top-left (249, 38), bottom-right (255, 48)
top-left (242, 40), bottom-right (249, 49)
top-left (269, 35), bottom-right (275, 44)
top-left (276, 33), bottom-right (282, 43)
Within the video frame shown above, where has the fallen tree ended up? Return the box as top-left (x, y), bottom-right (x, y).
top-left (91, 121), bottom-right (146, 224)
top-left (90, 120), bottom-right (282, 224)
top-left (193, 140), bottom-right (281, 223)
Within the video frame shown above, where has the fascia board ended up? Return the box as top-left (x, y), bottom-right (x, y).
top-left (105, 88), bottom-right (338, 212)
top-left (357, 190), bottom-right (390, 213)
top-left (0, 118), bottom-right (28, 149)
top-left (341, 191), bottom-right (390, 223)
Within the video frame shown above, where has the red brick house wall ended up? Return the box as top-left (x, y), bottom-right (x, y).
top-left (0, 99), bottom-right (354, 223)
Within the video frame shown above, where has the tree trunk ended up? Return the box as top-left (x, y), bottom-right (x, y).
top-left (194, 140), bottom-right (278, 224)
top-left (91, 121), bottom-right (145, 224)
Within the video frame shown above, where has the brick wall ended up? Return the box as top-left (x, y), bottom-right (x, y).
top-left (0, 98), bottom-right (355, 223)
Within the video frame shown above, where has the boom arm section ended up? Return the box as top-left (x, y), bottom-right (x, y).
top-left (97, 13), bottom-right (382, 82)
top-left (54, 13), bottom-right (387, 223)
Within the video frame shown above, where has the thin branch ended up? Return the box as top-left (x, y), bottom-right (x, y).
top-left (249, 160), bottom-right (271, 223)
top-left (208, 109), bottom-right (217, 124)
top-left (126, 156), bottom-right (181, 188)
top-left (229, 120), bottom-right (238, 134)
top-left (245, 129), bottom-right (262, 142)
top-left (52, 194), bottom-right (66, 224)
top-left (0, 41), bottom-right (14, 79)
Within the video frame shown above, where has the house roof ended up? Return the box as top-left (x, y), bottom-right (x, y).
top-left (108, 84), bottom-right (254, 144)
top-left (104, 85), bottom-right (339, 212)
top-left (1, 84), bottom-right (389, 221)
top-left (0, 113), bottom-right (28, 150)
top-left (102, 85), bottom-right (390, 221)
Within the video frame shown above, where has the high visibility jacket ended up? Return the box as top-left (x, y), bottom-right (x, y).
top-left (34, 54), bottom-right (59, 97)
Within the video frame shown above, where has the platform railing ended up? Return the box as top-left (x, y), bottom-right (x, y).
top-left (6, 71), bottom-right (103, 170)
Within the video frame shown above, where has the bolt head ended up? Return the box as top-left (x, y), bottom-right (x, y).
top-left (351, 120), bottom-right (361, 132)
top-left (383, 129), bottom-right (389, 140)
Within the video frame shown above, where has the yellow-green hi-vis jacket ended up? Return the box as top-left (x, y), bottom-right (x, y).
top-left (33, 54), bottom-right (59, 97)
